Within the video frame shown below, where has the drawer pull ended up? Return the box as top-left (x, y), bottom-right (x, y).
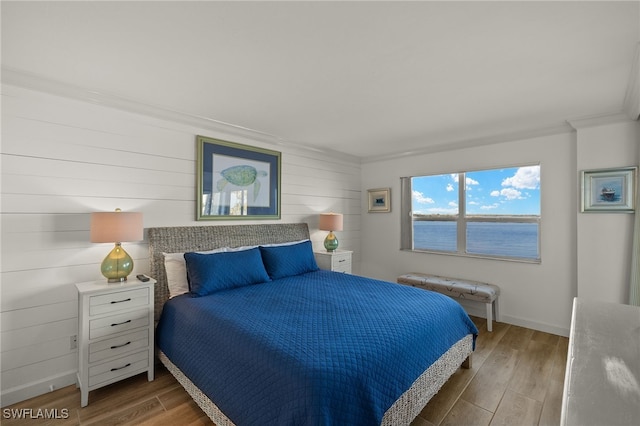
top-left (110, 341), bottom-right (131, 350)
top-left (338, 259), bottom-right (346, 263)
top-left (110, 363), bottom-right (131, 372)
top-left (111, 319), bottom-right (132, 327)
top-left (111, 298), bottom-right (132, 304)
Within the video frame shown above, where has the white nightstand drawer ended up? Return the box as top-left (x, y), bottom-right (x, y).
top-left (89, 329), bottom-right (149, 363)
top-left (77, 279), bottom-right (155, 407)
top-left (314, 250), bottom-right (353, 274)
top-left (88, 350), bottom-right (149, 387)
top-left (89, 287), bottom-right (149, 316)
top-left (332, 259), bottom-right (352, 273)
top-left (89, 308), bottom-right (149, 340)
top-left (331, 253), bottom-right (351, 267)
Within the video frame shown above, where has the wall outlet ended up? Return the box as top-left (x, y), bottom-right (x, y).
top-left (70, 335), bottom-right (77, 350)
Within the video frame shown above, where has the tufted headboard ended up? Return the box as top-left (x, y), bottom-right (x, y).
top-left (148, 223), bottom-right (311, 320)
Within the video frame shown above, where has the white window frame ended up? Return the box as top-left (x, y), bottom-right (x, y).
top-left (400, 168), bottom-right (541, 263)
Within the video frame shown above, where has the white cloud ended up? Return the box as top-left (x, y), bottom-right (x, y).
top-left (502, 166), bottom-right (540, 189)
top-left (448, 201), bottom-right (458, 208)
top-left (491, 188), bottom-right (523, 200)
top-left (501, 188), bottom-right (523, 200)
top-left (450, 174), bottom-right (478, 187)
top-left (464, 176), bottom-right (479, 191)
top-left (446, 183), bottom-right (454, 192)
top-left (412, 190), bottom-right (434, 204)
top-left (481, 203), bottom-right (500, 210)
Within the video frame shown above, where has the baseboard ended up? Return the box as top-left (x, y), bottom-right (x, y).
top-left (498, 314), bottom-right (569, 338)
top-left (1, 371), bottom-right (77, 408)
top-left (461, 303), bottom-right (569, 338)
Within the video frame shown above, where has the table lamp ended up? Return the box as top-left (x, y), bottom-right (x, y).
top-left (319, 212), bottom-right (343, 252)
top-left (90, 208), bottom-right (143, 283)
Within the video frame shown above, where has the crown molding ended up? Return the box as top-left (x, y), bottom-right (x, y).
top-left (1, 67), bottom-right (278, 141)
top-left (361, 121), bottom-right (574, 164)
top-left (566, 110), bottom-right (633, 130)
top-left (1, 67), bottom-right (360, 164)
top-left (622, 42), bottom-right (640, 121)
top-left (4, 66), bottom-right (633, 166)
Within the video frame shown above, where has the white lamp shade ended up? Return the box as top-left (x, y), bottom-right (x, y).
top-left (319, 213), bottom-right (343, 231)
top-left (90, 211), bottom-right (143, 243)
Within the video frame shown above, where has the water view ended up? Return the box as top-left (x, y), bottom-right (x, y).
top-left (413, 221), bottom-right (539, 259)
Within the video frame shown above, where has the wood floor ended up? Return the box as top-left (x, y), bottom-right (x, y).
top-left (3, 316), bottom-right (568, 426)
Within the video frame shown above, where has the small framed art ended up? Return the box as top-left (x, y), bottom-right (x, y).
top-left (368, 188), bottom-right (391, 213)
top-left (581, 166), bottom-right (636, 213)
top-left (196, 135), bottom-right (281, 220)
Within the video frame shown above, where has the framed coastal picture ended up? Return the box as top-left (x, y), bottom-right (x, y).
top-left (581, 166), bottom-right (636, 213)
top-left (368, 188), bottom-right (391, 212)
top-left (196, 135), bottom-right (281, 220)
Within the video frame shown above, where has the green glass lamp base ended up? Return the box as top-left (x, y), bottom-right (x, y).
top-left (101, 243), bottom-right (134, 283)
top-left (324, 231), bottom-right (339, 252)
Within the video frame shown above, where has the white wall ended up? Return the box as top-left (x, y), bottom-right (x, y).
top-left (361, 120), bottom-right (639, 336)
top-left (361, 132), bottom-right (578, 337)
top-left (575, 120), bottom-right (640, 303)
top-left (0, 83), bottom-right (361, 406)
top-left (1, 82), bottom-right (636, 407)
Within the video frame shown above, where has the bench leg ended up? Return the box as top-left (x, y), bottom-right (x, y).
top-left (486, 302), bottom-right (493, 332)
top-left (494, 299), bottom-right (501, 322)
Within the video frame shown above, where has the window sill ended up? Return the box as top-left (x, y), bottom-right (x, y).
top-left (401, 248), bottom-right (541, 264)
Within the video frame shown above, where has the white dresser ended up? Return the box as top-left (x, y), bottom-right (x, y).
top-left (76, 278), bottom-right (155, 407)
top-left (561, 297), bottom-right (640, 425)
top-left (314, 249), bottom-right (352, 274)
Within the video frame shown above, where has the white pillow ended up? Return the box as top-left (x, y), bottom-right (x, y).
top-left (260, 239), bottom-right (310, 248)
top-left (225, 244), bottom-right (258, 252)
top-left (164, 240), bottom-right (309, 297)
top-left (226, 239), bottom-right (310, 251)
top-left (163, 247), bottom-right (227, 298)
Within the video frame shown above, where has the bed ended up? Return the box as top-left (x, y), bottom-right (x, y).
top-left (149, 223), bottom-right (478, 425)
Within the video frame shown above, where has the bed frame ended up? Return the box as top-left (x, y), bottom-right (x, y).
top-left (148, 223), bottom-right (311, 321)
top-left (148, 223), bottom-right (473, 425)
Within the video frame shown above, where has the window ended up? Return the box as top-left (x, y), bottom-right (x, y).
top-left (401, 165), bottom-right (541, 261)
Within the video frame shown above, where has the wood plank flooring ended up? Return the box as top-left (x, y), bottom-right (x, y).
top-left (2, 317), bottom-right (568, 425)
top-left (412, 317), bottom-right (568, 426)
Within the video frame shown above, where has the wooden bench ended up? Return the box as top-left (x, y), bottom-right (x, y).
top-left (397, 273), bottom-right (501, 331)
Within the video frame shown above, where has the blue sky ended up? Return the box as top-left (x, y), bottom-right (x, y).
top-left (412, 165), bottom-right (541, 215)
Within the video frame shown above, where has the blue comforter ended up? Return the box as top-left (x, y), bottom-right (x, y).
top-left (156, 270), bottom-right (477, 425)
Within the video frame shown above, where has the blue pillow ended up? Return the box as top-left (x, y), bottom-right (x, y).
top-left (184, 247), bottom-right (270, 297)
top-left (259, 240), bottom-right (319, 280)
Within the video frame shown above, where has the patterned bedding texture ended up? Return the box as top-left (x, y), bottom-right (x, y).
top-left (156, 269), bottom-right (478, 425)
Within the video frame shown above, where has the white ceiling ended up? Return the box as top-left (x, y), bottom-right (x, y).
top-left (2, 1), bottom-right (639, 159)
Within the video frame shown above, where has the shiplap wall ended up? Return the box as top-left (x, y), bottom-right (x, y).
top-left (0, 83), bottom-right (361, 406)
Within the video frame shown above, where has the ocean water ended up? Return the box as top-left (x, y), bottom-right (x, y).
top-left (413, 221), bottom-right (539, 259)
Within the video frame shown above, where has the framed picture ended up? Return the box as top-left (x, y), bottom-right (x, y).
top-left (196, 135), bottom-right (281, 220)
top-left (581, 166), bottom-right (636, 213)
top-left (368, 188), bottom-right (391, 213)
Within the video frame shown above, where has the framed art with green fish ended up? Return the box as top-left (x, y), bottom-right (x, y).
top-left (196, 135), bottom-right (281, 220)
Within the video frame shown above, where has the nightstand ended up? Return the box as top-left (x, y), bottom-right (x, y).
top-left (76, 277), bottom-right (155, 407)
top-left (314, 249), bottom-right (353, 274)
